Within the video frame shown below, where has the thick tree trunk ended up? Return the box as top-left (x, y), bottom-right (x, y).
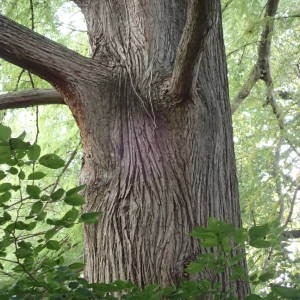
top-left (0, 0), bottom-right (250, 298)
top-left (67, 1), bottom-right (249, 298)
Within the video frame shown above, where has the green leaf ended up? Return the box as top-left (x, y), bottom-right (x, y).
top-left (66, 185), bottom-right (86, 196)
top-left (9, 138), bottom-right (30, 150)
top-left (80, 212), bottom-right (102, 224)
top-left (69, 262), bottom-right (85, 270)
top-left (230, 265), bottom-right (247, 280)
top-left (28, 171), bottom-right (46, 180)
top-left (186, 262), bottom-right (206, 274)
top-left (249, 224), bottom-right (270, 241)
top-left (30, 201), bottom-right (43, 214)
top-left (0, 183), bottom-right (12, 192)
top-left (62, 208), bottom-right (79, 224)
top-left (0, 212), bottom-right (11, 225)
top-left (0, 124), bottom-right (12, 141)
top-left (272, 285), bottom-right (300, 298)
top-left (18, 170), bottom-right (25, 180)
top-left (26, 185), bottom-right (41, 199)
top-left (65, 193), bottom-right (85, 206)
top-left (45, 228), bottom-right (57, 240)
top-left (7, 167), bottom-right (18, 175)
top-left (0, 170), bottom-right (6, 180)
top-left (45, 240), bottom-right (60, 250)
top-left (27, 144), bottom-right (41, 161)
top-left (50, 188), bottom-right (65, 201)
top-left (0, 191), bottom-right (11, 203)
top-left (15, 247), bottom-right (33, 258)
top-left (17, 131), bottom-right (26, 140)
top-left (249, 239), bottom-right (272, 248)
top-left (25, 222), bottom-right (37, 231)
top-left (39, 154), bottom-right (65, 169)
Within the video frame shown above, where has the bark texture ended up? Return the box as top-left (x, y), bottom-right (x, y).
top-left (0, 1), bottom-right (250, 298)
top-left (0, 89), bottom-right (64, 109)
top-left (76, 1), bottom-right (249, 297)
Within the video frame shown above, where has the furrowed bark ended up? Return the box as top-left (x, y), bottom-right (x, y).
top-left (169, 0), bottom-right (218, 99)
top-left (77, 1), bottom-right (249, 297)
top-left (1, 1), bottom-right (250, 297)
top-left (0, 89), bottom-right (64, 110)
top-left (0, 14), bottom-right (109, 88)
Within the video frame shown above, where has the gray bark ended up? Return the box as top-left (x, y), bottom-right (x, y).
top-left (0, 1), bottom-right (250, 298)
top-left (0, 89), bottom-right (64, 109)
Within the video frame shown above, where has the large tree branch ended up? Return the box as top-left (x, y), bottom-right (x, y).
top-left (0, 89), bottom-right (64, 110)
top-left (231, 65), bottom-right (261, 113)
top-left (231, 0), bottom-right (280, 113)
top-left (283, 230), bottom-right (300, 239)
top-left (168, 0), bottom-right (218, 99)
top-left (0, 15), bottom-right (108, 88)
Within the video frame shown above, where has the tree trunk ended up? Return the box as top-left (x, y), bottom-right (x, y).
top-left (69, 1), bottom-right (249, 298)
top-left (0, 0), bottom-right (250, 298)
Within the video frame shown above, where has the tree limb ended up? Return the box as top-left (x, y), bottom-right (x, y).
top-left (231, 0), bottom-right (280, 113)
top-left (0, 89), bottom-right (64, 110)
top-left (283, 230), bottom-right (300, 239)
top-left (284, 184), bottom-right (300, 227)
top-left (169, 0), bottom-right (218, 99)
top-left (231, 65), bottom-right (261, 113)
top-left (0, 14), bottom-right (107, 87)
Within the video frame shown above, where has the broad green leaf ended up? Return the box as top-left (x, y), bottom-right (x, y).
top-left (39, 154), bottom-right (65, 169)
top-left (0, 124), bottom-right (11, 141)
top-left (0, 212), bottom-right (11, 225)
top-left (0, 183), bottom-right (12, 192)
top-left (249, 224), bottom-right (270, 241)
top-left (45, 240), bottom-right (60, 250)
top-left (27, 144), bottom-right (41, 161)
top-left (45, 228), bottom-right (57, 240)
top-left (15, 247), bottom-right (33, 258)
top-left (65, 193), bottom-right (85, 206)
top-left (14, 221), bottom-right (28, 230)
top-left (66, 185), bottom-right (86, 196)
top-left (249, 239), bottom-right (272, 248)
top-left (9, 138), bottom-right (30, 150)
top-left (16, 131), bottom-right (26, 140)
top-left (30, 201), bottom-right (43, 214)
top-left (69, 262), bottom-right (85, 270)
top-left (63, 208), bottom-right (79, 223)
top-left (26, 185), bottom-right (41, 199)
top-left (0, 170), bottom-right (6, 180)
top-left (80, 212), bottom-right (102, 224)
top-left (0, 191), bottom-right (11, 203)
top-left (186, 262), bottom-right (206, 274)
top-left (28, 171), bottom-right (46, 180)
top-left (0, 145), bottom-right (11, 155)
top-left (7, 167), bottom-right (18, 175)
top-left (50, 188), bottom-right (65, 201)
top-left (35, 211), bottom-right (47, 221)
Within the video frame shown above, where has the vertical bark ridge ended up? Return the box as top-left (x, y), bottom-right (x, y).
top-left (70, 0), bottom-right (250, 297)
